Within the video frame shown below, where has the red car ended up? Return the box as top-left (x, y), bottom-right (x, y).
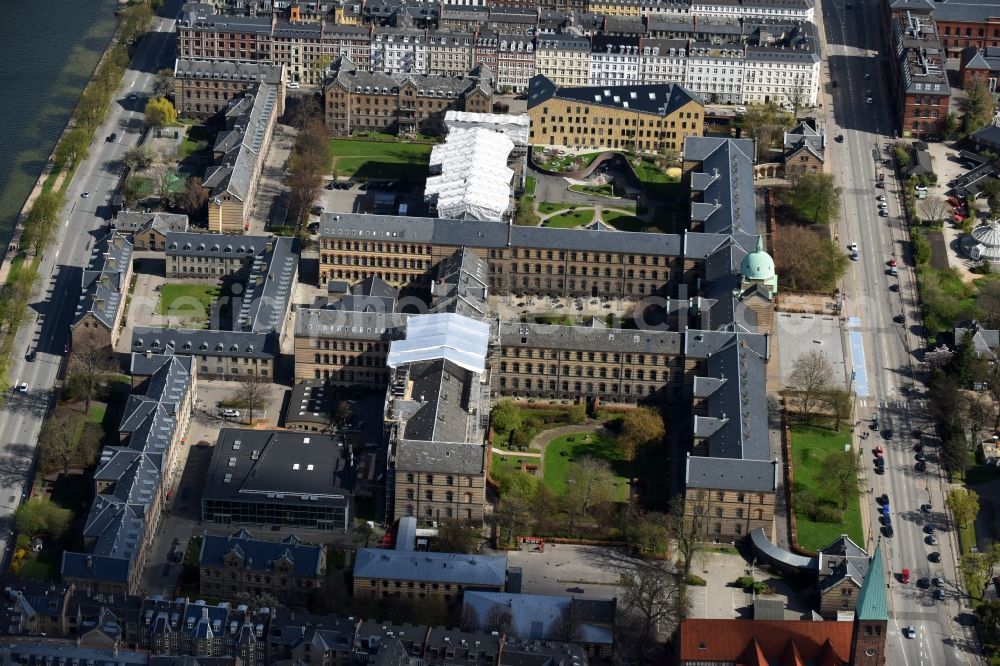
top-left (888, 258), bottom-right (897, 268)
top-left (901, 568), bottom-right (911, 584)
top-left (875, 446), bottom-right (884, 459)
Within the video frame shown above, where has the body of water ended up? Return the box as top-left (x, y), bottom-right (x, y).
top-left (0, 0), bottom-right (119, 243)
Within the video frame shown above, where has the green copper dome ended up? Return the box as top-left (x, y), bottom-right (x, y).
top-left (741, 235), bottom-right (775, 282)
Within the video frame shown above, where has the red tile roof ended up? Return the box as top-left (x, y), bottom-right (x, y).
top-left (678, 620), bottom-right (853, 665)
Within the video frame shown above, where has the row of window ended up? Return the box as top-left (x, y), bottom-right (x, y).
top-left (505, 348), bottom-right (676, 364)
top-left (404, 505), bottom-right (475, 519)
top-left (313, 339), bottom-right (388, 351)
top-left (501, 363), bottom-right (671, 380)
top-left (311, 368), bottom-right (390, 383)
top-left (403, 473), bottom-right (474, 486)
top-left (404, 489), bottom-right (474, 502)
top-left (499, 378), bottom-right (670, 395)
top-left (312, 353), bottom-right (384, 367)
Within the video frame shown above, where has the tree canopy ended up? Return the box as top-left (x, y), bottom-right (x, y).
top-left (144, 96), bottom-right (177, 127)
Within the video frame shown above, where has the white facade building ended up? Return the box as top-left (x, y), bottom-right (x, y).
top-left (371, 29), bottom-right (427, 74)
top-left (685, 45), bottom-right (746, 104)
top-left (589, 38), bottom-right (642, 86)
top-left (639, 39), bottom-right (689, 83)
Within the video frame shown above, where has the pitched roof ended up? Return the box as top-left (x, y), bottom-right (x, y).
top-left (73, 232), bottom-right (133, 329)
top-left (527, 74), bottom-right (702, 116)
top-left (199, 530), bottom-right (325, 577)
top-left (462, 592), bottom-right (615, 645)
top-left (205, 82), bottom-right (278, 202)
top-left (856, 544), bottom-right (888, 621)
top-left (678, 619), bottom-right (853, 663)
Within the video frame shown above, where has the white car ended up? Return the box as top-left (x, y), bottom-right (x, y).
top-left (915, 185), bottom-right (928, 192)
top-left (81, 192), bottom-right (90, 198)
top-left (878, 202), bottom-right (888, 209)
top-left (287, 81), bottom-right (300, 89)
top-left (220, 408), bottom-right (241, 418)
top-left (850, 242), bottom-right (858, 252)
top-left (906, 625), bottom-right (916, 639)
top-left (867, 97), bottom-right (874, 104)
top-left (17, 383), bottom-right (27, 393)
top-left (734, 105), bottom-right (747, 114)
top-left (876, 195), bottom-right (886, 201)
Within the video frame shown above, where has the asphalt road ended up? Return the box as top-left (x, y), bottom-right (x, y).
top-left (823, 0), bottom-right (982, 664)
top-left (0, 6), bottom-right (180, 559)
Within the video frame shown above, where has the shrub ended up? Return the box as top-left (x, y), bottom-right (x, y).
top-left (734, 576), bottom-right (754, 588)
top-left (685, 574), bottom-right (707, 586)
top-left (811, 505), bottom-right (844, 524)
top-left (912, 231), bottom-right (931, 266)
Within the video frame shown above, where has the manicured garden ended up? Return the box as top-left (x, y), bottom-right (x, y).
top-left (789, 425), bottom-right (864, 551)
top-left (544, 208), bottom-right (595, 228)
top-left (544, 431), bottom-right (630, 501)
top-left (329, 138), bottom-right (433, 183)
top-left (569, 182), bottom-right (623, 198)
top-left (532, 148), bottom-right (602, 172)
top-left (602, 209), bottom-right (644, 230)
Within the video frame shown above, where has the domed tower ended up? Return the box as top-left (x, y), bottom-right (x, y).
top-left (740, 234), bottom-right (778, 296)
top-left (736, 235), bottom-right (778, 333)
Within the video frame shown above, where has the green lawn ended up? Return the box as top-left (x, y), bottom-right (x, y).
top-left (569, 183), bottom-right (622, 198)
top-left (544, 431), bottom-right (630, 501)
top-left (157, 283), bottom-right (220, 325)
top-left (329, 139), bottom-right (432, 183)
top-left (538, 201), bottom-right (570, 216)
top-left (603, 210), bottom-right (643, 230)
top-left (177, 125), bottom-right (211, 158)
top-left (545, 209), bottom-right (595, 228)
top-left (19, 550), bottom-right (58, 580)
top-left (491, 452), bottom-right (539, 477)
top-left (789, 425), bottom-right (864, 551)
top-left (524, 176), bottom-right (537, 196)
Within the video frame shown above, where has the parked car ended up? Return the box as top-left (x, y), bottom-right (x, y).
top-left (875, 446), bottom-right (884, 459)
top-left (925, 524), bottom-right (936, 534)
top-left (735, 105), bottom-right (747, 114)
top-left (928, 552), bottom-right (941, 562)
top-left (927, 535), bottom-right (938, 545)
top-left (107, 132), bottom-right (117, 143)
top-left (934, 589), bottom-right (945, 600)
top-left (17, 383), bottom-right (27, 392)
top-left (921, 503), bottom-right (932, 513)
top-left (221, 408), bottom-right (241, 418)
top-left (879, 493), bottom-right (889, 505)
top-left (81, 191), bottom-right (90, 198)
top-left (901, 568), bottom-right (911, 584)
top-left (915, 460), bottom-right (926, 472)
top-left (287, 81), bottom-right (300, 89)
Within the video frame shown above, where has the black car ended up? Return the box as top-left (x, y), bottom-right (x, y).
top-left (921, 504), bottom-right (933, 513)
top-left (889, 284), bottom-right (900, 292)
top-left (917, 577), bottom-right (930, 588)
top-left (835, 134), bottom-right (845, 142)
top-left (878, 493), bottom-right (889, 505)
top-left (914, 443), bottom-right (924, 452)
top-left (893, 314), bottom-right (905, 324)
top-left (883, 525), bottom-right (894, 538)
top-left (107, 132), bottom-right (117, 143)
top-left (915, 461), bottom-right (926, 472)
top-left (916, 452), bottom-right (926, 462)
top-left (929, 552), bottom-right (941, 562)
top-left (875, 464), bottom-right (885, 475)
top-left (925, 524), bottom-right (936, 534)
top-left (882, 429), bottom-right (894, 440)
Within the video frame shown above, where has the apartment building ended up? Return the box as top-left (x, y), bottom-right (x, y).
top-left (62, 354), bottom-right (195, 595)
top-left (131, 329), bottom-right (278, 381)
top-left (961, 47), bottom-right (1000, 91)
top-left (426, 31), bottom-right (475, 76)
top-left (323, 60), bottom-right (494, 135)
top-left (638, 38), bottom-right (689, 83)
top-left (204, 82), bottom-right (280, 233)
top-left (685, 44), bottom-right (745, 104)
top-left (198, 530), bottom-right (326, 606)
top-left (138, 595), bottom-right (270, 661)
top-left (535, 34), bottom-right (592, 87)
top-left (930, 0), bottom-right (1000, 56)
top-left (294, 307), bottom-right (408, 387)
top-left (691, 0), bottom-right (815, 21)
top-left (165, 231), bottom-right (273, 277)
top-left (352, 549), bottom-right (507, 602)
top-left (71, 231), bottom-right (134, 352)
top-left (588, 35), bottom-right (641, 86)
top-left (883, 2), bottom-right (951, 138)
top-left (114, 211), bottom-right (189, 251)
top-left (526, 74), bottom-right (704, 152)
top-left (496, 35), bottom-right (536, 91)
top-left (742, 22), bottom-right (821, 107)
top-left (173, 58), bottom-right (286, 117)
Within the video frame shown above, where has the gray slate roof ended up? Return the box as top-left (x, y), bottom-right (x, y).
top-left (199, 530), bottom-right (324, 577)
top-left (500, 322), bottom-right (683, 354)
top-left (354, 548), bottom-right (506, 586)
top-left (398, 359), bottom-right (479, 443)
top-left (295, 308), bottom-right (409, 341)
top-left (287, 380), bottom-right (334, 427)
top-left (685, 136), bottom-right (757, 238)
top-left (463, 592), bottom-right (614, 645)
top-left (115, 211), bottom-right (189, 235)
top-left (132, 328), bottom-right (278, 360)
top-left (236, 236), bottom-right (299, 333)
top-left (204, 82), bottom-right (278, 202)
top-left (166, 231), bottom-right (270, 259)
top-left (174, 58), bottom-right (285, 85)
top-left (395, 439), bottom-right (485, 474)
top-left (74, 232), bottom-right (133, 329)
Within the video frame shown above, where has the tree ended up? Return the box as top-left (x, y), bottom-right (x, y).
top-left (234, 591), bottom-right (283, 611)
top-left (983, 178), bottom-right (1000, 219)
top-left (435, 519), bottom-right (480, 554)
top-left (819, 388), bottom-right (853, 432)
top-left (788, 350), bottom-right (833, 424)
top-left (942, 429), bottom-right (971, 474)
top-left (665, 491), bottom-right (706, 580)
top-left (483, 605), bottom-right (513, 635)
top-left (69, 341), bottom-right (111, 412)
top-left (563, 456), bottom-right (617, 524)
top-left (618, 562), bottom-right (683, 662)
top-left (787, 172), bottom-right (842, 226)
top-left (976, 599), bottom-right (1000, 645)
top-left (352, 519), bottom-right (375, 548)
top-left (494, 494), bottom-right (530, 548)
top-left (121, 146), bottom-right (155, 174)
top-left (942, 111), bottom-right (959, 138)
top-left (741, 103), bottom-right (795, 161)
top-left (618, 407), bottom-right (666, 461)
top-left (287, 115), bottom-right (329, 223)
top-left (13, 499), bottom-right (71, 539)
top-left (491, 400), bottom-right (522, 435)
top-left (460, 604), bottom-right (481, 632)
top-left (655, 146), bottom-right (681, 169)
top-left (515, 197), bottom-right (539, 226)
top-left (962, 77), bottom-right (995, 137)
top-left (947, 488), bottom-right (980, 529)
top-left (567, 402), bottom-right (587, 425)
top-left (144, 96), bottom-right (177, 127)
top-left (178, 176), bottom-right (209, 218)
top-left (774, 224), bottom-right (847, 292)
top-left (552, 603), bottom-right (582, 642)
top-left (919, 196), bottom-right (950, 226)
top-left (627, 510), bottom-right (671, 557)
top-left (236, 373), bottom-right (269, 423)
top-left (950, 331), bottom-right (986, 386)
top-left (39, 407), bottom-right (86, 476)
top-left (54, 128), bottom-right (91, 169)
top-left (152, 67), bottom-right (174, 98)
top-left (334, 400), bottom-right (354, 425)
top-left (822, 450), bottom-right (861, 510)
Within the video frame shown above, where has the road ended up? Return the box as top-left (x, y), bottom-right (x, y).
top-left (822, 0), bottom-right (983, 664)
top-left (0, 6), bottom-right (179, 559)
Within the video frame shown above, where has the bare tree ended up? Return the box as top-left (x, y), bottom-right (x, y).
top-left (618, 562), bottom-right (683, 663)
top-left (460, 604), bottom-right (481, 632)
top-left (563, 456), bottom-right (617, 527)
top-left (335, 400), bottom-right (354, 424)
top-left (788, 350), bottom-right (833, 424)
top-left (552, 603), bottom-right (582, 642)
top-left (665, 490), bottom-right (707, 580)
top-left (920, 196), bottom-right (950, 226)
top-left (484, 605), bottom-right (513, 636)
top-left (69, 340), bottom-right (111, 412)
top-left (235, 591), bottom-right (282, 611)
top-left (236, 373), bottom-right (269, 424)
top-left (494, 495), bottom-right (530, 548)
top-left (978, 280), bottom-right (1000, 330)
top-left (178, 176), bottom-right (209, 218)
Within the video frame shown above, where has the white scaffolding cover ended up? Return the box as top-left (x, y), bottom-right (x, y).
top-left (424, 128), bottom-right (514, 222)
top-left (386, 313), bottom-right (490, 374)
top-left (444, 111), bottom-right (530, 147)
